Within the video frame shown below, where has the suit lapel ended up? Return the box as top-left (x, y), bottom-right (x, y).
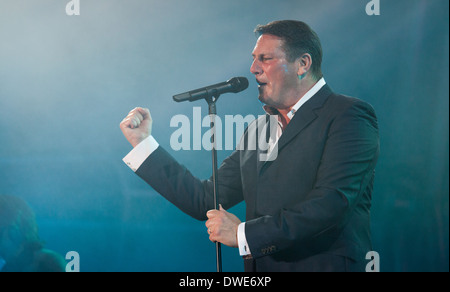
top-left (258, 84), bottom-right (334, 174)
top-left (277, 84), bottom-right (333, 151)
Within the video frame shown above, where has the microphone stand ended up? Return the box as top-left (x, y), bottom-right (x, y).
top-left (173, 77), bottom-right (248, 272)
top-left (205, 93), bottom-right (222, 273)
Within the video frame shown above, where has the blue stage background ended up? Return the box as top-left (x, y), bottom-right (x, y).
top-left (0, 0), bottom-right (448, 272)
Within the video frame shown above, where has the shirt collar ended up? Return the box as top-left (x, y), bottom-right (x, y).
top-left (287, 77), bottom-right (326, 119)
top-left (263, 77), bottom-right (326, 120)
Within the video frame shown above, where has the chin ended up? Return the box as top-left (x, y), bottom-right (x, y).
top-left (258, 94), bottom-right (266, 103)
top-left (258, 95), bottom-right (279, 108)
top-left (258, 95), bottom-right (271, 106)
top-left (258, 90), bottom-right (270, 104)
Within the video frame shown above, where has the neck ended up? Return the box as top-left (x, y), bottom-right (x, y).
top-left (280, 76), bottom-right (320, 110)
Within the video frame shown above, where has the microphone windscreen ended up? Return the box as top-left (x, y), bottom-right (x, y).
top-left (229, 77), bottom-right (249, 93)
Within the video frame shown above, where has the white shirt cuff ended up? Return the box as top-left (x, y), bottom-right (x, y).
top-left (122, 136), bottom-right (159, 172)
top-left (237, 222), bottom-right (251, 256)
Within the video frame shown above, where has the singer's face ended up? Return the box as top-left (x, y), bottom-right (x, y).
top-left (250, 34), bottom-right (300, 109)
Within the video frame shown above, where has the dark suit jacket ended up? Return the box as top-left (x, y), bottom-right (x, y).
top-left (135, 84), bottom-right (380, 272)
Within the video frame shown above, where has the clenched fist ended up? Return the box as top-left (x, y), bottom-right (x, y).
top-left (120, 107), bottom-right (152, 147)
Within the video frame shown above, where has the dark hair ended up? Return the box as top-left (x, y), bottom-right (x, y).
top-left (0, 195), bottom-right (42, 250)
top-left (254, 20), bottom-right (323, 80)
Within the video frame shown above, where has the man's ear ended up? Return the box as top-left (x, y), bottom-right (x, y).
top-left (297, 53), bottom-right (312, 78)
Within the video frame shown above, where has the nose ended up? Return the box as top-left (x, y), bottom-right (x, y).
top-left (250, 59), bottom-right (262, 76)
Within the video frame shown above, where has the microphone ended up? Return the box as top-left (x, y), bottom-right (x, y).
top-left (173, 77), bottom-right (249, 103)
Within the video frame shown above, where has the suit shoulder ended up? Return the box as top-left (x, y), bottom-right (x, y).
top-left (328, 92), bottom-right (373, 107)
top-left (326, 92), bottom-right (377, 117)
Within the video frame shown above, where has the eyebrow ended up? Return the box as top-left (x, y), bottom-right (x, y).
top-left (252, 53), bottom-right (272, 59)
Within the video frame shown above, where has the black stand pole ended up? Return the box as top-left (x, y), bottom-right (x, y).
top-left (205, 94), bottom-right (222, 273)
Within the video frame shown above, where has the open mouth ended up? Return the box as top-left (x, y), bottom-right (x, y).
top-left (256, 80), bottom-right (267, 87)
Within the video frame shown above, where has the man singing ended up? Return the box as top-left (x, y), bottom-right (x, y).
top-left (120, 20), bottom-right (380, 272)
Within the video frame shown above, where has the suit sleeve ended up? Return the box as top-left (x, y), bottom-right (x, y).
top-left (245, 100), bottom-right (380, 259)
top-left (135, 146), bottom-right (244, 221)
